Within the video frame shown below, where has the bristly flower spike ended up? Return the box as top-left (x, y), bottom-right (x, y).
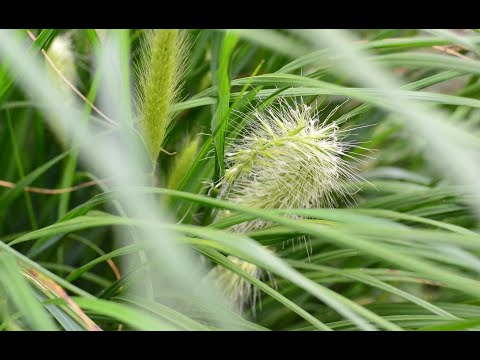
top-left (46, 34), bottom-right (77, 95)
top-left (136, 29), bottom-right (189, 169)
top-left (220, 97), bottom-right (364, 232)
top-left (45, 33), bottom-right (77, 147)
top-left (209, 97), bottom-right (366, 314)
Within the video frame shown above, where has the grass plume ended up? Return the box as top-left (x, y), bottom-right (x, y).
top-left (45, 33), bottom-right (77, 147)
top-left (136, 29), bottom-right (189, 168)
top-left (221, 98), bottom-right (363, 232)
top-left (210, 98), bottom-right (363, 313)
top-left (166, 135), bottom-right (201, 190)
top-left (45, 33), bottom-right (77, 94)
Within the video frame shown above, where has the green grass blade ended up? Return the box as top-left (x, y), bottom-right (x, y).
top-left (0, 252), bottom-right (57, 330)
top-left (71, 297), bottom-right (179, 330)
top-left (212, 31), bottom-right (239, 178)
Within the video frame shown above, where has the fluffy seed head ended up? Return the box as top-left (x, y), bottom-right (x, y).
top-left (166, 134), bottom-right (201, 190)
top-left (220, 98), bottom-right (362, 232)
top-left (210, 98), bottom-right (363, 314)
top-left (207, 255), bottom-right (272, 315)
top-left (136, 29), bottom-right (189, 167)
top-left (45, 34), bottom-right (77, 147)
top-left (46, 34), bottom-right (77, 98)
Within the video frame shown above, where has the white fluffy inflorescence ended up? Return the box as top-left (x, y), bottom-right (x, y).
top-left (45, 34), bottom-right (77, 148)
top-left (210, 98), bottom-right (364, 314)
top-left (46, 34), bottom-right (77, 94)
top-left (207, 255), bottom-right (265, 315)
top-left (220, 98), bottom-right (362, 232)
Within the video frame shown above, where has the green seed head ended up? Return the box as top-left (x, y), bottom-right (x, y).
top-left (136, 29), bottom-right (189, 168)
top-left (166, 135), bottom-right (201, 190)
top-left (46, 34), bottom-right (77, 99)
top-left (207, 254), bottom-right (273, 315)
top-left (209, 98), bottom-right (363, 314)
top-left (221, 98), bottom-right (362, 232)
top-left (45, 33), bottom-right (77, 147)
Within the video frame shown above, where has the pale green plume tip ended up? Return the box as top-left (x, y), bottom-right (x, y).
top-left (136, 29), bottom-right (189, 168)
top-left (166, 135), bottom-right (201, 190)
top-left (45, 33), bottom-right (77, 99)
top-left (206, 254), bottom-right (267, 315)
top-left (45, 33), bottom-right (77, 147)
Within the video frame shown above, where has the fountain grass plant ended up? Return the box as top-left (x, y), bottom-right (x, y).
top-left (1, 29), bottom-right (480, 331)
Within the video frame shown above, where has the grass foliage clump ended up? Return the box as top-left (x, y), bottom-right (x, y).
top-left (1, 29), bottom-right (480, 331)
